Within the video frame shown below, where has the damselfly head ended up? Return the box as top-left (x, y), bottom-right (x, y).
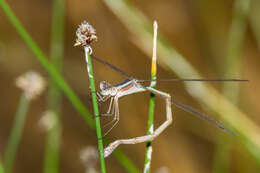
top-left (100, 81), bottom-right (111, 90)
top-left (74, 21), bottom-right (97, 47)
top-left (100, 81), bottom-right (117, 96)
top-left (100, 81), bottom-right (111, 95)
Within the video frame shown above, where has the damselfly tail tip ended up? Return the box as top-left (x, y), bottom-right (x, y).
top-left (230, 79), bottom-right (249, 82)
top-left (222, 127), bottom-right (238, 136)
top-left (242, 79), bottom-right (249, 82)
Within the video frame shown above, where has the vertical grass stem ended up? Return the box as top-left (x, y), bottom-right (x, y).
top-left (84, 47), bottom-right (106, 173)
top-left (0, 161), bottom-right (5, 173)
top-left (144, 21), bottom-right (158, 173)
top-left (4, 94), bottom-right (29, 173)
top-left (44, 0), bottom-right (65, 172)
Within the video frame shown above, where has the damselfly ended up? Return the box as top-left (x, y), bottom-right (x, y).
top-left (75, 20), bottom-right (247, 158)
top-left (90, 54), bottom-right (247, 157)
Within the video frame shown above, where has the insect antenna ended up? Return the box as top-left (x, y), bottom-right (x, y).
top-left (171, 99), bottom-right (238, 136)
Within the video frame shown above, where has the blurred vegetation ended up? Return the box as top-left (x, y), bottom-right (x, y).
top-left (4, 94), bottom-right (29, 173)
top-left (213, 0), bottom-right (250, 172)
top-left (0, 162), bottom-right (4, 173)
top-left (0, 0), bottom-right (259, 172)
top-left (44, 0), bottom-right (65, 172)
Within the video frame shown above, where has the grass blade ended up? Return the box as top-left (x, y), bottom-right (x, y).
top-left (84, 48), bottom-right (106, 172)
top-left (75, 21), bottom-right (107, 172)
top-left (0, 161), bottom-right (5, 173)
top-left (44, 0), bottom-right (65, 172)
top-left (144, 21), bottom-right (158, 173)
top-left (4, 94), bottom-right (29, 173)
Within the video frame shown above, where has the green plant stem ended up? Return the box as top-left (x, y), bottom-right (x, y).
top-left (103, 0), bottom-right (260, 164)
top-left (213, 0), bottom-right (250, 172)
top-left (44, 0), bottom-right (65, 172)
top-left (0, 0), bottom-right (140, 172)
top-left (44, 119), bottom-right (61, 173)
top-left (144, 21), bottom-right (157, 173)
top-left (4, 93), bottom-right (30, 173)
top-left (83, 47), bottom-right (106, 173)
top-left (0, 161), bottom-right (5, 173)
top-left (144, 92), bottom-right (155, 173)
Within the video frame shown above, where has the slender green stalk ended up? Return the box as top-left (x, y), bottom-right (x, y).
top-left (44, 0), bottom-right (65, 172)
top-left (83, 47), bottom-right (106, 173)
top-left (213, 0), bottom-right (250, 172)
top-left (0, 1), bottom-right (140, 172)
top-left (0, 161), bottom-right (5, 173)
top-left (103, 0), bottom-right (260, 164)
top-left (44, 118), bottom-right (61, 173)
top-left (144, 21), bottom-right (158, 173)
top-left (4, 94), bottom-right (30, 173)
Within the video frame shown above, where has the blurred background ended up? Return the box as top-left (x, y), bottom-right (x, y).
top-left (0, 0), bottom-right (260, 172)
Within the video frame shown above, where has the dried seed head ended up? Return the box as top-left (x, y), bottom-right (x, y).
top-left (39, 110), bottom-right (57, 132)
top-left (16, 71), bottom-right (46, 100)
top-left (74, 21), bottom-right (97, 47)
top-left (80, 146), bottom-right (99, 168)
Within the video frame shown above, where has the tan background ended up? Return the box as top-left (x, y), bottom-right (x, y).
top-left (0, 0), bottom-right (259, 172)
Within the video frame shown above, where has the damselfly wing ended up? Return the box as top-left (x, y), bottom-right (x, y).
top-left (91, 54), bottom-right (247, 136)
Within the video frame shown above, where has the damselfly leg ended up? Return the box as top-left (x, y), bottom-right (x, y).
top-left (101, 97), bottom-right (119, 137)
top-left (104, 86), bottom-right (172, 157)
top-left (96, 90), bottom-right (120, 137)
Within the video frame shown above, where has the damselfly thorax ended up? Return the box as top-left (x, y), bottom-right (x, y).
top-left (100, 79), bottom-right (146, 98)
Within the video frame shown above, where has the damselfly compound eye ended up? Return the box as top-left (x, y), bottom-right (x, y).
top-left (100, 81), bottom-right (110, 90)
top-left (74, 21), bottom-right (97, 47)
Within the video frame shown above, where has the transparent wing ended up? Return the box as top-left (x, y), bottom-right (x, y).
top-left (172, 99), bottom-right (237, 136)
top-left (91, 55), bottom-right (248, 83)
top-left (139, 78), bottom-right (248, 82)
